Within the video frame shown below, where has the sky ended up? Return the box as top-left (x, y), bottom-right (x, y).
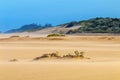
top-left (0, 0), bottom-right (120, 31)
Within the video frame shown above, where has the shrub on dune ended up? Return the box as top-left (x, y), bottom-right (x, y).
top-left (47, 34), bottom-right (65, 37)
top-left (33, 52), bottom-right (61, 61)
top-left (33, 54), bottom-right (49, 61)
top-left (32, 51), bottom-right (89, 61)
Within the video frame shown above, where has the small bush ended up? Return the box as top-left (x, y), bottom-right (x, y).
top-left (32, 51), bottom-right (89, 61)
top-left (47, 34), bottom-right (65, 37)
top-left (10, 36), bottom-right (20, 38)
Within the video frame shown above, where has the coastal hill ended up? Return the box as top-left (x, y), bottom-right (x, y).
top-left (5, 17), bottom-right (120, 34)
top-left (5, 23), bottom-right (52, 33)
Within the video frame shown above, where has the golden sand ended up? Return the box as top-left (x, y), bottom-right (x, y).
top-left (0, 35), bottom-right (120, 80)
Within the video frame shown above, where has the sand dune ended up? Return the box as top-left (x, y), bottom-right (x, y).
top-left (0, 35), bottom-right (120, 80)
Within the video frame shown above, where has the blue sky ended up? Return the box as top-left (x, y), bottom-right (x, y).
top-left (0, 0), bottom-right (120, 31)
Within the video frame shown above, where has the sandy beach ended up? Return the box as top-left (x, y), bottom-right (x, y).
top-left (0, 35), bottom-right (120, 80)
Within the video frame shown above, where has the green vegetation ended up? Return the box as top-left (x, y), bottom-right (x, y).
top-left (66, 18), bottom-right (120, 33)
top-left (47, 33), bottom-right (65, 37)
top-left (6, 17), bottom-right (120, 34)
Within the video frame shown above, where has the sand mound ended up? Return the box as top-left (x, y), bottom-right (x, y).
top-left (0, 35), bottom-right (120, 42)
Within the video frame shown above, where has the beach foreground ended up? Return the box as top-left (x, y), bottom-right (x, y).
top-left (0, 35), bottom-right (120, 80)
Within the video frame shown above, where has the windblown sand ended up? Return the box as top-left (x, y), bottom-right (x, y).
top-left (0, 35), bottom-right (120, 80)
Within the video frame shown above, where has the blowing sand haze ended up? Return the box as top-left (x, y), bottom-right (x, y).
top-left (0, 35), bottom-right (120, 80)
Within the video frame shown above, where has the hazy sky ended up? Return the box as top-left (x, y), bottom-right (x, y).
top-left (0, 0), bottom-right (120, 31)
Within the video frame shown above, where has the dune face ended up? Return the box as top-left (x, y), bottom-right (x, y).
top-left (0, 35), bottom-right (120, 80)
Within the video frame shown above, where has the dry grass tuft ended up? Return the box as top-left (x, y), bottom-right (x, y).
top-left (33, 51), bottom-right (90, 61)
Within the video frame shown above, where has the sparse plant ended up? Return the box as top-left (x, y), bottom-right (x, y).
top-left (33, 54), bottom-right (49, 61)
top-left (10, 36), bottom-right (20, 38)
top-left (40, 54), bottom-right (49, 58)
top-left (79, 52), bottom-right (84, 58)
top-left (33, 52), bottom-right (61, 61)
top-left (63, 53), bottom-right (74, 58)
top-left (50, 51), bottom-right (61, 58)
top-left (33, 51), bottom-right (88, 61)
top-left (50, 53), bottom-right (58, 57)
top-left (33, 56), bottom-right (41, 61)
top-left (9, 59), bottom-right (18, 62)
top-left (47, 34), bottom-right (65, 37)
top-left (74, 50), bottom-right (80, 56)
top-left (74, 51), bottom-right (85, 58)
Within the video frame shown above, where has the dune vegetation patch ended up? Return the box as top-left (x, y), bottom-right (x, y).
top-left (33, 51), bottom-right (90, 61)
top-left (7, 51), bottom-right (90, 62)
top-left (10, 35), bottom-right (20, 38)
top-left (47, 33), bottom-right (65, 37)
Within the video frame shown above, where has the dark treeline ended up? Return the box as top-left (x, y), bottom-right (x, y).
top-left (66, 17), bottom-right (120, 33)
